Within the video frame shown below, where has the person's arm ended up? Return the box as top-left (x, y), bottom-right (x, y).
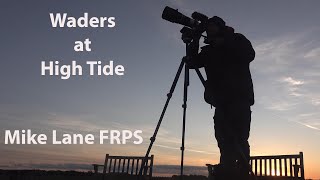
top-left (223, 33), bottom-right (255, 63)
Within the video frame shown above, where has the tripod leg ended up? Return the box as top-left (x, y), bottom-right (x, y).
top-left (180, 63), bottom-right (189, 179)
top-left (138, 60), bottom-right (185, 178)
top-left (194, 68), bottom-right (206, 87)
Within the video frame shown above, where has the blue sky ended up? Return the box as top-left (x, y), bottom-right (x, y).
top-left (1, 0), bottom-right (320, 178)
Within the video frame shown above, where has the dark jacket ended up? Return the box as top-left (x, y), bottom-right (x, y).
top-left (189, 27), bottom-right (255, 106)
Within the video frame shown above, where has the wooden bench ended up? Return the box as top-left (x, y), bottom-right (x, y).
top-left (206, 152), bottom-right (305, 180)
top-left (92, 154), bottom-right (154, 179)
top-left (250, 152), bottom-right (305, 179)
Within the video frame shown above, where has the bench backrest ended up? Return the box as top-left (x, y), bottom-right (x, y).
top-left (250, 152), bottom-right (304, 179)
top-left (96, 154), bottom-right (154, 178)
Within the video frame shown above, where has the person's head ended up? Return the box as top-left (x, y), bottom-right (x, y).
top-left (206, 16), bottom-right (226, 38)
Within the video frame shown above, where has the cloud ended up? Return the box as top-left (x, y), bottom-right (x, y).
top-left (253, 29), bottom-right (320, 112)
top-left (304, 47), bottom-right (320, 60)
top-left (281, 77), bottom-right (304, 86)
top-left (298, 113), bottom-right (316, 117)
top-left (288, 112), bottom-right (320, 132)
top-left (154, 144), bottom-right (217, 155)
top-left (253, 29), bottom-right (320, 75)
top-left (251, 29), bottom-right (320, 136)
top-left (266, 101), bottom-right (298, 111)
top-left (278, 76), bottom-right (306, 97)
top-left (294, 121), bottom-right (320, 131)
top-left (310, 96), bottom-right (320, 106)
top-left (45, 113), bottom-right (103, 133)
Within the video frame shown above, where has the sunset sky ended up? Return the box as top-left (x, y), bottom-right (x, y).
top-left (1, 0), bottom-right (320, 179)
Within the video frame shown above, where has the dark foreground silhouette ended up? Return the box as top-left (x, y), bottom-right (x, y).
top-left (0, 169), bottom-right (314, 180)
top-left (0, 169), bottom-right (208, 180)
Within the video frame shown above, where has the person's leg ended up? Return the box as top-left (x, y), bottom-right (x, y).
top-left (214, 107), bottom-right (237, 168)
top-left (234, 104), bottom-right (251, 166)
top-left (214, 106), bottom-right (239, 180)
top-left (228, 102), bottom-right (252, 179)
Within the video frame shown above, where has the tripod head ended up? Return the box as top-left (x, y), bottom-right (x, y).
top-left (180, 27), bottom-right (193, 44)
top-left (180, 26), bottom-right (207, 44)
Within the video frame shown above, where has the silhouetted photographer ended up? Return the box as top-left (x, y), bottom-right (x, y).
top-left (140, 7), bottom-right (255, 180)
top-left (187, 16), bottom-right (255, 180)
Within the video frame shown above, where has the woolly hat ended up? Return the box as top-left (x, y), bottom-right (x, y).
top-left (207, 16), bottom-right (226, 28)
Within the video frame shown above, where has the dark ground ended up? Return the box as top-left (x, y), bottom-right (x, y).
top-left (0, 169), bottom-right (314, 180)
top-left (0, 169), bottom-right (207, 180)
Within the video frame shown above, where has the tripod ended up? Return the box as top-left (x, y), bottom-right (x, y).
top-left (138, 35), bottom-right (256, 180)
top-left (138, 35), bottom-right (206, 179)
